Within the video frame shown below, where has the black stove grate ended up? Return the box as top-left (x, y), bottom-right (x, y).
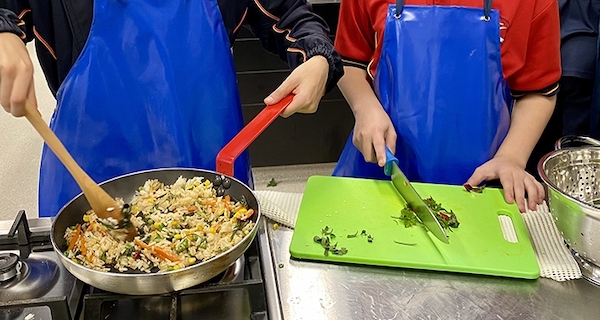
top-left (81, 238), bottom-right (268, 320)
top-left (83, 279), bottom-right (268, 320)
top-left (0, 212), bottom-right (271, 320)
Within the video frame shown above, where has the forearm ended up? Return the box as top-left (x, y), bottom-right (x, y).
top-left (338, 66), bottom-right (382, 117)
top-left (494, 94), bottom-right (556, 168)
top-left (247, 0), bottom-right (342, 92)
top-left (281, 2), bottom-right (343, 93)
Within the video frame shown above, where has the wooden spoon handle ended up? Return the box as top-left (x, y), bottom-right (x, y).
top-left (23, 101), bottom-right (118, 217)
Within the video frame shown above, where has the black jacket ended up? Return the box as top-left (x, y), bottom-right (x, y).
top-left (0, 0), bottom-right (343, 96)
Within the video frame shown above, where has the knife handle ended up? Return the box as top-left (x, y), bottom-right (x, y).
top-left (384, 147), bottom-right (398, 176)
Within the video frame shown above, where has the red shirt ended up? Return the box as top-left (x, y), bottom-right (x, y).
top-left (335, 0), bottom-right (561, 94)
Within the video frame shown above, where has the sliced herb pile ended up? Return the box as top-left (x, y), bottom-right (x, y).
top-left (313, 226), bottom-right (348, 256)
top-left (391, 197), bottom-right (460, 231)
top-left (424, 197), bottom-right (460, 229)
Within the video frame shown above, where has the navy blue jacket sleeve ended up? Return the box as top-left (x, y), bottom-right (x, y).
top-left (245, 0), bottom-right (343, 93)
top-left (0, 2), bottom-right (32, 42)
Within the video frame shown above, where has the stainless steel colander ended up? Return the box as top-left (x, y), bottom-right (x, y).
top-left (538, 136), bottom-right (600, 269)
top-left (543, 137), bottom-right (600, 205)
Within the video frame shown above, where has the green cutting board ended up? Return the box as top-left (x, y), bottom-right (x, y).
top-left (289, 176), bottom-right (540, 279)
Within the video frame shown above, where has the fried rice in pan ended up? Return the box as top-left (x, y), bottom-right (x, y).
top-left (63, 176), bottom-right (255, 273)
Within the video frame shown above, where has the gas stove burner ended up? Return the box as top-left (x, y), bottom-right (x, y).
top-left (0, 253), bottom-right (20, 282)
top-left (0, 255), bottom-right (60, 302)
top-left (571, 249), bottom-right (600, 287)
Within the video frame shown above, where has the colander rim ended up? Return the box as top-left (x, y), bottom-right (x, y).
top-left (537, 148), bottom-right (600, 213)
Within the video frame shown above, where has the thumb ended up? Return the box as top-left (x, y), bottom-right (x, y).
top-left (264, 80), bottom-right (294, 106)
top-left (465, 171), bottom-right (485, 188)
top-left (22, 84), bottom-right (38, 117)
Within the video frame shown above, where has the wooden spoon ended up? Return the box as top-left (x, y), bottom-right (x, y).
top-left (24, 101), bottom-right (136, 240)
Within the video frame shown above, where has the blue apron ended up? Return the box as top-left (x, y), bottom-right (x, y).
top-left (590, 22), bottom-right (600, 138)
top-left (333, 0), bottom-right (511, 185)
top-left (38, 0), bottom-right (250, 217)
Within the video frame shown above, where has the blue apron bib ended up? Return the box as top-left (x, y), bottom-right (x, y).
top-left (38, 0), bottom-right (250, 217)
top-left (590, 25), bottom-right (600, 138)
top-left (333, 0), bottom-right (511, 185)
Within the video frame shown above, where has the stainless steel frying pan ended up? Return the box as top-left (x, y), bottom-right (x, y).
top-left (50, 95), bottom-right (294, 295)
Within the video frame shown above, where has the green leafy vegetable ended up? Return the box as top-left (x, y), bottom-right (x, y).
top-left (314, 226), bottom-right (347, 256)
top-left (394, 240), bottom-right (417, 246)
top-left (423, 197), bottom-right (460, 229)
top-left (392, 197), bottom-right (460, 231)
top-left (267, 178), bottom-right (279, 187)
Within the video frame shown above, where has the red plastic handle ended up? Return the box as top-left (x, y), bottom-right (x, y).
top-left (216, 95), bottom-right (294, 176)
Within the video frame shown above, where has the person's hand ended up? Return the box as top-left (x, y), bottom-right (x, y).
top-left (352, 104), bottom-right (396, 167)
top-left (264, 55), bottom-right (329, 118)
top-left (465, 155), bottom-right (545, 212)
top-left (0, 32), bottom-right (37, 117)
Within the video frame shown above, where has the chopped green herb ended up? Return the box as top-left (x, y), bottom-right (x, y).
top-left (267, 178), bottom-right (279, 187)
top-left (423, 197), bottom-right (460, 229)
top-left (278, 263), bottom-right (284, 268)
top-left (394, 240), bottom-right (417, 246)
top-left (314, 227), bottom-right (347, 256)
top-left (392, 197), bottom-right (460, 230)
top-left (347, 231), bottom-right (358, 238)
top-left (321, 226), bottom-right (333, 235)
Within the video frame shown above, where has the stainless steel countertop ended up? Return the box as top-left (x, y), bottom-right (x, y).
top-left (267, 224), bottom-right (600, 320)
top-left (253, 164), bottom-right (600, 320)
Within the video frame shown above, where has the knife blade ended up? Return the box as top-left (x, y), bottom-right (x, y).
top-left (384, 148), bottom-right (449, 244)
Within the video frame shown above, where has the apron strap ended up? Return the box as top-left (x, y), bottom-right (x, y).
top-left (484, 0), bottom-right (492, 20)
top-left (394, 0), bottom-right (404, 17)
top-left (394, 0), bottom-right (493, 19)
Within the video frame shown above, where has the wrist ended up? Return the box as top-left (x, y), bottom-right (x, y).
top-left (305, 39), bottom-right (343, 94)
top-left (493, 151), bottom-right (528, 169)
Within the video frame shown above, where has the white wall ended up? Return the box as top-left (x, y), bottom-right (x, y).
top-left (0, 43), bottom-right (56, 220)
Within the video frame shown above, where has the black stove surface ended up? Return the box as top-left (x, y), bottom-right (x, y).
top-left (0, 211), bottom-right (271, 320)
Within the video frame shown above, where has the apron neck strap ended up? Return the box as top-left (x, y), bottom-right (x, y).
top-left (394, 0), bottom-right (493, 20)
top-left (394, 0), bottom-right (404, 17)
top-left (483, 0), bottom-right (492, 20)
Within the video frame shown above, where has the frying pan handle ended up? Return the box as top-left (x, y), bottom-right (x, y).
top-left (216, 95), bottom-right (294, 176)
